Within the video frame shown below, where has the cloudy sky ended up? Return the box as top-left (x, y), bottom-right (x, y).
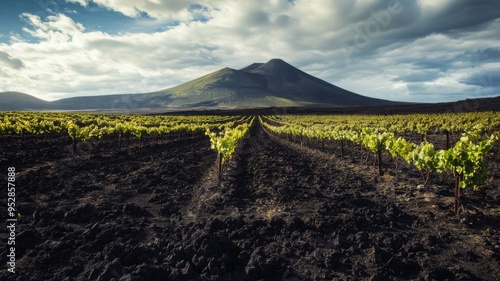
top-left (0, 0), bottom-right (499, 103)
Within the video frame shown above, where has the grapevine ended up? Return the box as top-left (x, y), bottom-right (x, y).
top-left (261, 113), bottom-right (499, 215)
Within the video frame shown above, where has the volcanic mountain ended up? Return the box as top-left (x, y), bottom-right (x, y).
top-left (0, 59), bottom-right (397, 111)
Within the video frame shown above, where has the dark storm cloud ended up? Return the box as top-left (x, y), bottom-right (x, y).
top-left (459, 71), bottom-right (500, 88)
top-left (383, 0), bottom-right (500, 39)
top-left (275, 14), bottom-right (292, 28)
top-left (0, 51), bottom-right (25, 69)
top-left (459, 48), bottom-right (500, 64)
top-left (342, 0), bottom-right (500, 59)
top-left (411, 58), bottom-right (455, 71)
top-left (243, 10), bottom-right (269, 26)
top-left (392, 69), bottom-right (442, 83)
top-left (423, 0), bottom-right (500, 34)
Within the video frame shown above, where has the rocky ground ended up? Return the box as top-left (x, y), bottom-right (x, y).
top-left (0, 119), bottom-right (499, 281)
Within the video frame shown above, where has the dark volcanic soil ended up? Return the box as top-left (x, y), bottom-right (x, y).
top-left (1, 119), bottom-right (499, 280)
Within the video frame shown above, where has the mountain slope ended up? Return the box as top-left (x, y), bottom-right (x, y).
top-left (151, 58), bottom-right (394, 107)
top-left (1, 59), bottom-right (399, 111)
top-left (52, 93), bottom-right (167, 110)
top-left (0, 92), bottom-right (51, 110)
top-left (240, 58), bottom-right (391, 105)
top-left (152, 67), bottom-right (301, 107)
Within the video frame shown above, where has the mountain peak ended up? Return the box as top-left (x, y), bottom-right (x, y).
top-left (241, 58), bottom-right (300, 84)
top-left (266, 58), bottom-right (288, 64)
top-left (240, 59), bottom-right (291, 72)
top-left (261, 58), bottom-right (295, 70)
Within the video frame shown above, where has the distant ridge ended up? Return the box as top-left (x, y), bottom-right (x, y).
top-left (0, 92), bottom-right (51, 110)
top-left (1, 59), bottom-right (399, 111)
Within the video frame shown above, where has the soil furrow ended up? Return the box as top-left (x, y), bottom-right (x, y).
top-left (1, 121), bottom-right (499, 281)
top-left (2, 136), bottom-right (217, 281)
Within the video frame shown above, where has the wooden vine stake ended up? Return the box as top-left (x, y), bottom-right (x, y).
top-left (377, 148), bottom-right (382, 177)
top-left (340, 139), bottom-right (344, 158)
top-left (445, 130), bottom-right (450, 150)
top-left (118, 133), bottom-right (123, 150)
top-left (72, 138), bottom-right (78, 154)
top-left (216, 152), bottom-right (223, 186)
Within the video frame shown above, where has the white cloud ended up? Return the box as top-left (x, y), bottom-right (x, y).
top-left (66, 0), bottom-right (89, 7)
top-left (89, 0), bottom-right (204, 20)
top-left (418, 0), bottom-right (453, 10)
top-left (20, 13), bottom-right (85, 42)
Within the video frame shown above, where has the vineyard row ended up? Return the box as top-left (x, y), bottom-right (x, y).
top-left (260, 115), bottom-right (499, 215)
